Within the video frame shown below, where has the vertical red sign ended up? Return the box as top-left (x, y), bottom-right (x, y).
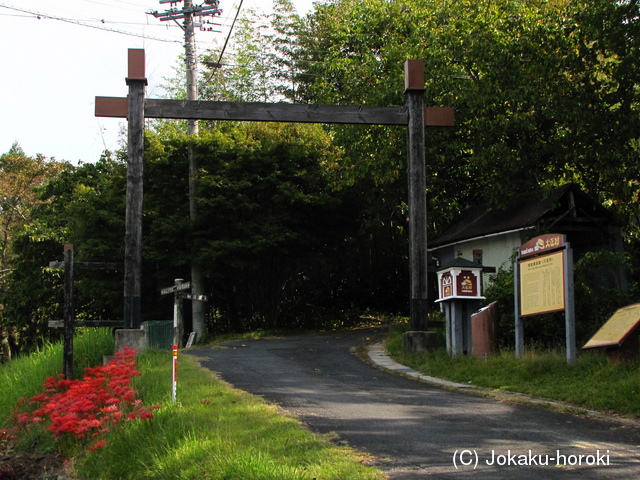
top-left (457, 270), bottom-right (478, 297)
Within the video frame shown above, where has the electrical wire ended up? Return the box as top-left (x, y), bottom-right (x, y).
top-left (202, 0), bottom-right (243, 86)
top-left (0, 3), bottom-right (181, 43)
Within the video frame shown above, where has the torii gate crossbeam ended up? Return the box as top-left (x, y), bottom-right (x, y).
top-left (96, 49), bottom-right (454, 332)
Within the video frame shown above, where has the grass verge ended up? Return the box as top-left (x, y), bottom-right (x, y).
top-left (72, 349), bottom-right (383, 480)
top-left (386, 323), bottom-right (640, 418)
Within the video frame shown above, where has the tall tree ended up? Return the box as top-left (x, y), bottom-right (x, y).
top-left (0, 145), bottom-right (65, 360)
top-left (0, 145), bottom-right (64, 284)
top-left (285, 0), bottom-right (640, 237)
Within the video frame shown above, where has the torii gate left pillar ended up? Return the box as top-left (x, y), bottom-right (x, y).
top-left (124, 49), bottom-right (146, 328)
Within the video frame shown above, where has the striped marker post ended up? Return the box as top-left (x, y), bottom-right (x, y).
top-left (172, 344), bottom-right (178, 404)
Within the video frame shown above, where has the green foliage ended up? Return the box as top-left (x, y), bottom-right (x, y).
top-left (0, 145), bottom-right (65, 359)
top-left (145, 123), bottom-right (370, 332)
top-left (285, 0), bottom-right (640, 236)
top-left (1, 154), bottom-right (126, 358)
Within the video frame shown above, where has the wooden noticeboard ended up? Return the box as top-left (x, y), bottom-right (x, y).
top-left (583, 303), bottom-right (640, 350)
top-left (519, 250), bottom-right (565, 316)
top-left (514, 233), bottom-right (576, 363)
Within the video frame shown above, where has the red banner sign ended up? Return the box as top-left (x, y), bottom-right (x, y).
top-left (519, 234), bottom-right (565, 258)
top-left (457, 270), bottom-right (478, 297)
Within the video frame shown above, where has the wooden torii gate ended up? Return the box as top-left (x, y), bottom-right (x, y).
top-left (96, 49), bottom-right (454, 332)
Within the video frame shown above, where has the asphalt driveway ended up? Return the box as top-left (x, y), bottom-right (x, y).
top-left (188, 328), bottom-right (640, 479)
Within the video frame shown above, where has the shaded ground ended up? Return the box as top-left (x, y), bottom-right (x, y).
top-left (0, 437), bottom-right (66, 480)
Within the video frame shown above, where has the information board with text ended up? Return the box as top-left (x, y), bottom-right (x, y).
top-left (520, 250), bottom-right (566, 316)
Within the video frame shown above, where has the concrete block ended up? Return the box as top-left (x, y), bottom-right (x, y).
top-left (114, 329), bottom-right (147, 355)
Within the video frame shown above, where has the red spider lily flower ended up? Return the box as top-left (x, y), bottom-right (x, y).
top-left (88, 440), bottom-right (107, 452)
top-left (11, 348), bottom-right (159, 449)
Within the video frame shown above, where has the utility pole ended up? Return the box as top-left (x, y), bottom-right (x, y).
top-left (149, 1), bottom-right (222, 342)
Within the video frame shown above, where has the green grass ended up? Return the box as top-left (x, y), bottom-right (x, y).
top-left (2, 330), bottom-right (383, 480)
top-left (0, 328), bottom-right (115, 428)
top-left (386, 323), bottom-right (640, 417)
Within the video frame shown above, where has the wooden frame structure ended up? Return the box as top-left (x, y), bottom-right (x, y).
top-left (48, 244), bottom-right (122, 378)
top-left (96, 49), bottom-right (454, 331)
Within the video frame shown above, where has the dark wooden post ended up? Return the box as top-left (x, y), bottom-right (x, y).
top-left (124, 49), bottom-right (147, 329)
top-left (404, 60), bottom-right (429, 331)
top-left (63, 244), bottom-right (74, 379)
top-left (173, 278), bottom-right (185, 348)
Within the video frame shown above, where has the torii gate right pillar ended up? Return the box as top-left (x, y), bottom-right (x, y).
top-left (405, 60), bottom-right (429, 331)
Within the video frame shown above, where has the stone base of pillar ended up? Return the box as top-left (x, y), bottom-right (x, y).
top-left (114, 329), bottom-right (147, 355)
top-left (402, 331), bottom-right (439, 353)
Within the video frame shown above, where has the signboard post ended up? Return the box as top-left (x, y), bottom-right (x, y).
top-left (160, 279), bottom-right (190, 348)
top-left (172, 343), bottom-right (178, 404)
top-left (436, 258), bottom-right (486, 357)
top-left (514, 234), bottom-right (576, 364)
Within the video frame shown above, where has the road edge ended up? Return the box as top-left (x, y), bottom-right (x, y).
top-left (365, 342), bottom-right (640, 429)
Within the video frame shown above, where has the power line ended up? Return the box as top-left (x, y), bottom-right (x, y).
top-left (0, 3), bottom-right (181, 43)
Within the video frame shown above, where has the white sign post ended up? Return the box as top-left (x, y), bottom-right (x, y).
top-left (161, 278), bottom-right (189, 404)
top-left (160, 279), bottom-right (209, 404)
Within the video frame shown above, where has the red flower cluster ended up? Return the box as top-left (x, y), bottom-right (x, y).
top-left (12, 347), bottom-right (159, 451)
top-left (0, 428), bottom-right (16, 442)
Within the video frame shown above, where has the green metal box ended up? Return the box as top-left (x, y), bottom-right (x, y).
top-left (141, 320), bottom-right (174, 349)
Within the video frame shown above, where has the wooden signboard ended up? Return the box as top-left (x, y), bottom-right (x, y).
top-left (583, 303), bottom-right (640, 349)
top-left (519, 250), bottom-right (565, 316)
top-left (514, 233), bottom-right (575, 363)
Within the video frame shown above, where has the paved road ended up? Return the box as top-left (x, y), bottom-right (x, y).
top-left (189, 328), bottom-right (640, 479)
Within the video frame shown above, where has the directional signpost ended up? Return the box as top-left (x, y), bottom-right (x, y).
top-left (160, 279), bottom-right (191, 348)
top-left (181, 293), bottom-right (208, 302)
top-left (160, 278), bottom-right (208, 404)
top-left (161, 281), bottom-right (191, 296)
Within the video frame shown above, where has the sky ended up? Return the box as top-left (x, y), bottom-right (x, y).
top-left (0, 0), bottom-right (317, 164)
